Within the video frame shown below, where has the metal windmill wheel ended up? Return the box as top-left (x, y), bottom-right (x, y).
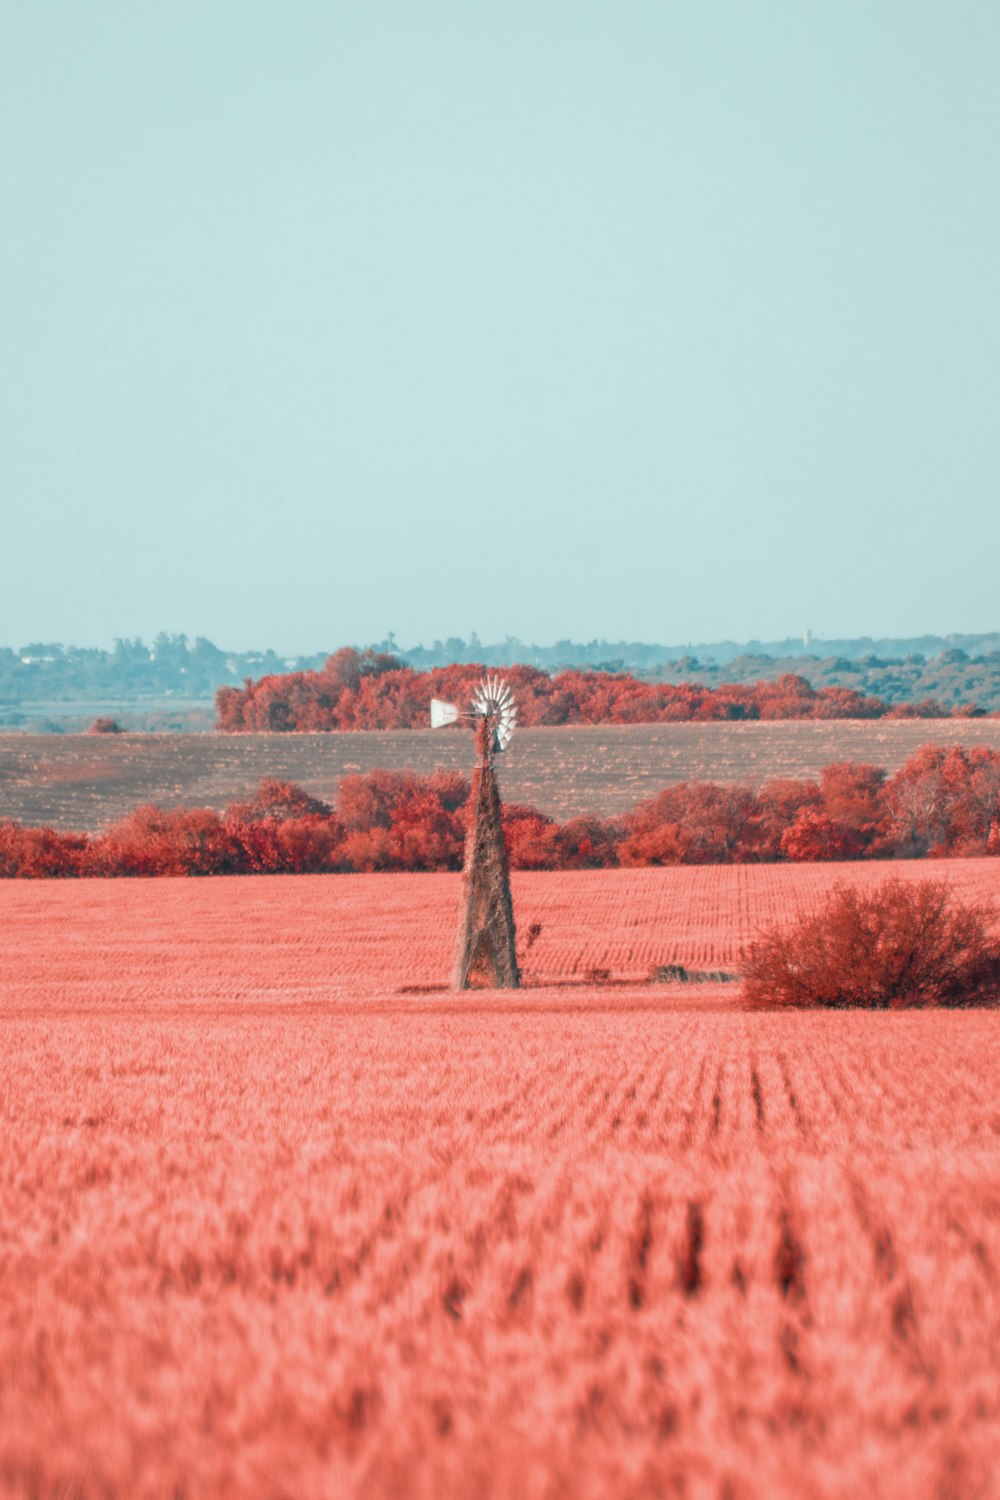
top-left (470, 674), bottom-right (517, 753)
top-left (430, 674), bottom-right (517, 755)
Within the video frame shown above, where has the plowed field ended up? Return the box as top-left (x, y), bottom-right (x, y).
top-left (5, 716), bottom-right (1000, 830)
top-left (3, 863), bottom-right (999, 1498)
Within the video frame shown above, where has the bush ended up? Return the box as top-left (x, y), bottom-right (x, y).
top-left (502, 805), bottom-right (564, 870)
top-left (227, 816), bottom-right (343, 874)
top-left (87, 717), bottom-right (122, 734)
top-left (743, 878), bottom-right (1000, 1008)
top-left (0, 821), bottom-right (89, 877)
top-left (90, 806), bottom-right (244, 876)
top-left (225, 778), bottom-right (333, 823)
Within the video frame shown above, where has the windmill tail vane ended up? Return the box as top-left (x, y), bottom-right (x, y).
top-left (429, 698), bottom-right (460, 729)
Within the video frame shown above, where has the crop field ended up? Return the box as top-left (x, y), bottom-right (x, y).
top-left (5, 717), bottom-right (1000, 831)
top-left (3, 862), bottom-right (999, 1498)
top-left (5, 859), bottom-right (1000, 1000)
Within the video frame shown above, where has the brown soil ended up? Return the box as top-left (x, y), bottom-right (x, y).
top-left (3, 719), bottom-right (1000, 831)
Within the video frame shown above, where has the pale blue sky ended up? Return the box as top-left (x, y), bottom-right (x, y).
top-left (2, 2), bottom-right (998, 654)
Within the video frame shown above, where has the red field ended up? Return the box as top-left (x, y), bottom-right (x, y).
top-left (5, 860), bottom-right (999, 998)
top-left (3, 864), bottom-right (1000, 1498)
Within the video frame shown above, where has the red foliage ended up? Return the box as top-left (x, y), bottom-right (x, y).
top-left (619, 782), bottom-right (762, 865)
top-left (556, 815), bottom-right (622, 869)
top-left (753, 779), bottom-right (823, 859)
top-left (215, 653), bottom-right (912, 732)
top-left (225, 778), bottom-right (334, 823)
top-left (502, 806), bottom-right (565, 870)
top-left (0, 821), bottom-right (89, 877)
top-left (90, 806), bottom-right (244, 877)
top-left (884, 698), bottom-right (949, 719)
top-left (213, 780), bottom-right (342, 873)
top-left (744, 877), bottom-right (1000, 1008)
top-left (807, 761), bottom-right (887, 856)
top-left (225, 817), bottom-right (343, 874)
top-left (335, 769), bottom-right (468, 871)
top-left (4, 745), bottom-right (1000, 878)
top-left (779, 809), bottom-right (861, 862)
top-left (882, 745), bottom-right (1000, 857)
top-left (818, 762), bottom-right (885, 834)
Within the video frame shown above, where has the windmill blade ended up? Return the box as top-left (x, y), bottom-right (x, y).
top-left (468, 673), bottom-right (517, 752)
top-left (430, 698), bottom-right (460, 729)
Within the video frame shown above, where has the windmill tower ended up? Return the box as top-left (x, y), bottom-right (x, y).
top-left (430, 676), bottom-right (520, 990)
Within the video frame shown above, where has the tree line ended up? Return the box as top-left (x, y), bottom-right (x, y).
top-left (215, 649), bottom-right (996, 732)
top-left (7, 637), bottom-right (1000, 725)
top-left (3, 744), bottom-right (999, 877)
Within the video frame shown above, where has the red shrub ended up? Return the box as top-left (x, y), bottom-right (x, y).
top-left (335, 769), bottom-right (468, 871)
top-left (743, 878), bottom-right (1000, 1008)
top-left (618, 822), bottom-right (689, 866)
top-left (0, 822), bottom-right (89, 877)
top-left (502, 806), bottom-right (564, 870)
top-left (222, 780), bottom-right (342, 871)
top-left (779, 809), bottom-right (863, 862)
top-left (90, 807), bottom-right (244, 877)
top-left (558, 815), bottom-right (621, 869)
top-left (817, 762), bottom-right (887, 853)
top-left (225, 778), bottom-right (333, 823)
top-left (620, 782), bottom-right (761, 864)
top-left (883, 746), bottom-right (1000, 857)
top-left (754, 779), bottom-right (822, 859)
top-left (226, 817), bottom-right (342, 874)
top-left (335, 828), bottom-right (396, 872)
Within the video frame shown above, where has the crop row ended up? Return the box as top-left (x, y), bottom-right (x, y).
top-left (3, 860), bottom-right (999, 1006)
top-left (2, 993), bottom-right (998, 1498)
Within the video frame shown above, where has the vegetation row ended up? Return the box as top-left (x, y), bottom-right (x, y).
top-left (3, 743), bottom-right (1000, 877)
top-left (214, 649), bottom-right (994, 732)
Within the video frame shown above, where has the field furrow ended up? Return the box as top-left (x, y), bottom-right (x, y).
top-left (3, 870), bottom-right (1000, 1497)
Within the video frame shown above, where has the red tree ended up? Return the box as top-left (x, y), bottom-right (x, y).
top-left (779, 809), bottom-right (859, 862)
top-left (0, 822), bottom-right (89, 877)
top-left (91, 807), bottom-right (243, 876)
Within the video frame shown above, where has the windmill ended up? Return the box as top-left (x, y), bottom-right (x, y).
top-left (430, 676), bottom-right (520, 989)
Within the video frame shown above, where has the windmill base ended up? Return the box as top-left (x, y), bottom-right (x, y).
top-left (453, 752), bottom-right (520, 990)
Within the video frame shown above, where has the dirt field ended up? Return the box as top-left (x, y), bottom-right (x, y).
top-left (4, 718), bottom-right (1000, 831)
top-left (3, 864), bottom-right (999, 1498)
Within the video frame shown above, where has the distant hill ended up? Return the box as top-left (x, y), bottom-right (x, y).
top-left (2, 630), bottom-right (1000, 730)
top-left (398, 630), bottom-right (1000, 671)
